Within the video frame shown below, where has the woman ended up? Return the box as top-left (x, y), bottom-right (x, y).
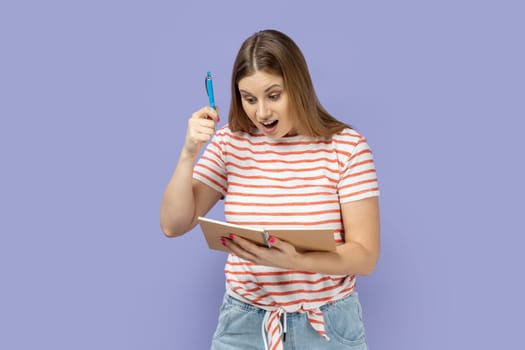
top-left (160, 29), bottom-right (380, 350)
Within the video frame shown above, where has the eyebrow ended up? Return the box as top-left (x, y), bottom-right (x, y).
top-left (239, 84), bottom-right (282, 95)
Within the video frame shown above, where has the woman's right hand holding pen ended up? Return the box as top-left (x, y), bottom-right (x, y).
top-left (183, 106), bottom-right (220, 157)
top-left (161, 105), bottom-right (221, 237)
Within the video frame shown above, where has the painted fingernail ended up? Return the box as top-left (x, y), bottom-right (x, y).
top-left (229, 234), bottom-right (235, 240)
top-left (268, 236), bottom-right (276, 244)
top-left (220, 237), bottom-right (226, 246)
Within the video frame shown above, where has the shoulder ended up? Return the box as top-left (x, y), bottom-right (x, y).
top-left (331, 128), bottom-right (368, 147)
top-left (215, 124), bottom-right (232, 137)
top-left (212, 125), bottom-right (265, 152)
top-left (215, 125), bottom-right (265, 143)
top-left (212, 125), bottom-right (236, 144)
top-left (216, 125), bottom-right (255, 138)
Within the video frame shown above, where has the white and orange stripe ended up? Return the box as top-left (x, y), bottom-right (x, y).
top-left (194, 126), bottom-right (379, 349)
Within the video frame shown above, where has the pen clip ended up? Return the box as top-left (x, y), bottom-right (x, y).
top-left (205, 71), bottom-right (216, 109)
top-left (205, 75), bottom-right (211, 96)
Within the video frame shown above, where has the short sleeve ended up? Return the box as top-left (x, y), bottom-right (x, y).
top-left (193, 129), bottom-right (228, 197)
top-left (336, 133), bottom-right (380, 203)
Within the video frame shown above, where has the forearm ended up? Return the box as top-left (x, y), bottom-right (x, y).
top-left (160, 149), bottom-right (199, 237)
top-left (223, 199), bottom-right (380, 276)
top-left (297, 241), bottom-right (379, 276)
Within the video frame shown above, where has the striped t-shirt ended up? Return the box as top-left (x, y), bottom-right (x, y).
top-left (193, 125), bottom-right (379, 347)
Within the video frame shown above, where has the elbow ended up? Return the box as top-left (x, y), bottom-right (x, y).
top-left (359, 264), bottom-right (376, 276)
top-left (160, 223), bottom-right (176, 238)
top-left (160, 223), bottom-right (186, 238)
top-left (160, 212), bottom-right (184, 238)
top-left (161, 226), bottom-right (177, 238)
top-left (160, 219), bottom-right (197, 238)
top-left (360, 254), bottom-right (379, 276)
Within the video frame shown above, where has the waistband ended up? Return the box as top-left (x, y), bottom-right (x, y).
top-left (223, 292), bottom-right (357, 350)
top-left (223, 291), bottom-right (357, 314)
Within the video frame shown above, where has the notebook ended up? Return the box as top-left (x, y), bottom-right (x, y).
top-left (198, 217), bottom-right (336, 253)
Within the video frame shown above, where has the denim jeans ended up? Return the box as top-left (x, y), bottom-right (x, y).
top-left (211, 292), bottom-right (368, 350)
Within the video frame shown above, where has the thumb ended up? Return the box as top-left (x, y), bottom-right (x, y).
top-left (215, 106), bottom-right (221, 123)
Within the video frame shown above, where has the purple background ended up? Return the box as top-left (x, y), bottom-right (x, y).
top-left (1, 1), bottom-right (524, 349)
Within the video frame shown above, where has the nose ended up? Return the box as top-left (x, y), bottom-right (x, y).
top-left (256, 101), bottom-right (271, 119)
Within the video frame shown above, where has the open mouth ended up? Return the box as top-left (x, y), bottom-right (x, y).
top-left (261, 120), bottom-right (278, 129)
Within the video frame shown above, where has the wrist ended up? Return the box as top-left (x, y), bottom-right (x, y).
top-left (180, 146), bottom-right (200, 161)
top-left (291, 251), bottom-right (309, 271)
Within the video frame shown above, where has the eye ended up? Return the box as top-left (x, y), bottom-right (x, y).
top-left (242, 95), bottom-right (256, 104)
top-left (268, 93), bottom-right (281, 101)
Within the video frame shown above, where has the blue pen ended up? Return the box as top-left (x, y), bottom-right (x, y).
top-left (205, 71), bottom-right (216, 110)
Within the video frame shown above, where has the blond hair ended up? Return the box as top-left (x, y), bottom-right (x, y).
top-left (228, 29), bottom-right (350, 136)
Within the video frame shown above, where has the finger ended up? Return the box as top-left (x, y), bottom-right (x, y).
top-left (191, 106), bottom-right (219, 123)
top-left (267, 235), bottom-right (278, 248)
top-left (188, 117), bottom-right (216, 137)
top-left (266, 236), bottom-right (295, 256)
top-left (194, 117), bottom-right (217, 129)
top-left (190, 132), bottom-right (213, 143)
top-left (223, 237), bottom-right (258, 262)
top-left (204, 106), bottom-right (219, 122)
top-left (229, 234), bottom-right (260, 252)
top-left (215, 106), bottom-right (221, 123)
